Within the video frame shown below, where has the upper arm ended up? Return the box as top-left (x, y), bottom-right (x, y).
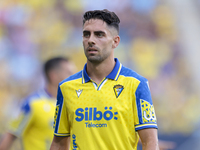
top-left (138, 128), bottom-right (159, 150)
top-left (134, 79), bottom-right (158, 149)
top-left (54, 86), bottom-right (70, 136)
top-left (50, 136), bottom-right (70, 150)
top-left (134, 79), bottom-right (157, 130)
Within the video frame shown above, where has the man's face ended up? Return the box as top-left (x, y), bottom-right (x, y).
top-left (49, 61), bottom-right (76, 86)
top-left (57, 61), bottom-right (76, 82)
top-left (82, 19), bottom-right (116, 63)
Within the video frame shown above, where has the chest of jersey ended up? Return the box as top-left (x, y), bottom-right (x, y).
top-left (61, 76), bottom-right (140, 128)
top-left (32, 100), bottom-right (55, 128)
top-left (21, 99), bottom-right (55, 150)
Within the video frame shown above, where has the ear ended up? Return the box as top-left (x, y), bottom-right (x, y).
top-left (112, 35), bottom-right (120, 49)
top-left (48, 70), bottom-right (56, 84)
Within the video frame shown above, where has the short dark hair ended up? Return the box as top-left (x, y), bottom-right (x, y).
top-left (83, 9), bottom-right (120, 34)
top-left (44, 57), bottom-right (69, 82)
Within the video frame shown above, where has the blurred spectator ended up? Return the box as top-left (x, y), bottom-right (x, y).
top-left (130, 0), bottom-right (158, 14)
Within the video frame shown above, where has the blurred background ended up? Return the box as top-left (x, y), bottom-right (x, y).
top-left (0, 0), bottom-right (200, 149)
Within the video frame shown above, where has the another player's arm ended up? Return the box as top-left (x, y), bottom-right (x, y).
top-left (0, 100), bottom-right (32, 150)
top-left (0, 132), bottom-right (17, 150)
top-left (138, 128), bottom-right (159, 150)
top-left (50, 136), bottom-right (70, 150)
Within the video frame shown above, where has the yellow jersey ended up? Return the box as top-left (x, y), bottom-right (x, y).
top-left (54, 58), bottom-right (157, 150)
top-left (8, 89), bottom-right (55, 150)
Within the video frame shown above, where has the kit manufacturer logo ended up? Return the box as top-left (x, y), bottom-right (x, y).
top-left (76, 89), bottom-right (83, 98)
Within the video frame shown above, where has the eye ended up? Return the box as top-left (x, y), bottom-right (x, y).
top-left (83, 32), bottom-right (90, 38)
top-left (96, 32), bottom-right (104, 37)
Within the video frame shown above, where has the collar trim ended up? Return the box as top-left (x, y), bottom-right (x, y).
top-left (82, 58), bottom-right (122, 83)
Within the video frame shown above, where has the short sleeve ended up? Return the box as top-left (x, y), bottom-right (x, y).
top-left (54, 85), bottom-right (70, 137)
top-left (134, 79), bottom-right (157, 131)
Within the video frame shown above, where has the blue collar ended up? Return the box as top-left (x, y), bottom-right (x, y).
top-left (82, 58), bottom-right (122, 83)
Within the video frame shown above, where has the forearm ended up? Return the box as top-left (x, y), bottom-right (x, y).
top-left (138, 128), bottom-right (159, 150)
top-left (0, 133), bottom-right (16, 150)
top-left (50, 136), bottom-right (70, 150)
top-left (50, 142), bottom-right (67, 150)
top-left (141, 140), bottom-right (159, 150)
top-left (50, 143), bottom-right (65, 150)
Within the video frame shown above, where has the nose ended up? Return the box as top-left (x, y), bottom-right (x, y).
top-left (88, 34), bottom-right (95, 46)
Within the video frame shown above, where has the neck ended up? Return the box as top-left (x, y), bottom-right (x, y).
top-left (87, 58), bottom-right (115, 84)
top-left (45, 83), bottom-right (57, 98)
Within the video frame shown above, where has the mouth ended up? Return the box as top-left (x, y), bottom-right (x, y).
top-left (88, 47), bottom-right (97, 51)
top-left (87, 47), bottom-right (98, 54)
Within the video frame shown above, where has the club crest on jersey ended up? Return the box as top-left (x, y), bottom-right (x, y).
top-left (113, 84), bottom-right (124, 98)
top-left (76, 89), bottom-right (83, 98)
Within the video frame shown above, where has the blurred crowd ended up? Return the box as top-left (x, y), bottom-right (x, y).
top-left (0, 0), bottom-right (200, 149)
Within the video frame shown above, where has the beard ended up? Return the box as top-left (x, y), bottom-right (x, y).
top-left (84, 45), bottom-right (110, 64)
top-left (86, 54), bottom-right (104, 64)
top-left (84, 46), bottom-right (103, 64)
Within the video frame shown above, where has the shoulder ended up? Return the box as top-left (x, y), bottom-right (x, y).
top-left (19, 94), bottom-right (36, 114)
top-left (59, 70), bottom-right (82, 86)
top-left (120, 66), bottom-right (147, 82)
top-left (20, 90), bottom-right (47, 113)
